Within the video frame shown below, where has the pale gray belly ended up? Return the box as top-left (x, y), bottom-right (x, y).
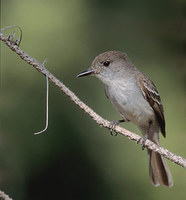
top-left (105, 84), bottom-right (155, 126)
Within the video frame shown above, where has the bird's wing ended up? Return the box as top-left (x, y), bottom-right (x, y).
top-left (137, 73), bottom-right (166, 137)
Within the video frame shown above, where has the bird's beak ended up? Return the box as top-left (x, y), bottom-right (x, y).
top-left (76, 69), bottom-right (94, 77)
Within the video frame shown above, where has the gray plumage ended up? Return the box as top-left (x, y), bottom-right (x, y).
top-left (77, 51), bottom-right (173, 187)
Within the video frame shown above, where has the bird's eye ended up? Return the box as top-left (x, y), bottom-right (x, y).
top-left (103, 61), bottom-right (110, 67)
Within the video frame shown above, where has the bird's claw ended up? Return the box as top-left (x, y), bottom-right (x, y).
top-left (137, 135), bottom-right (147, 150)
top-left (109, 121), bottom-right (120, 136)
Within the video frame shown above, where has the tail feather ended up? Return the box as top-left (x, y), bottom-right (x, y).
top-left (148, 150), bottom-right (173, 187)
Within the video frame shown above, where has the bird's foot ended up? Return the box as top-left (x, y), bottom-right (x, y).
top-left (137, 135), bottom-right (147, 150)
top-left (109, 119), bottom-right (125, 136)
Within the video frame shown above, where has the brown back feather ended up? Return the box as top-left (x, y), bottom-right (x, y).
top-left (137, 73), bottom-right (166, 137)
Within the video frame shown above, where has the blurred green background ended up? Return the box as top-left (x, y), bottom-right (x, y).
top-left (0, 0), bottom-right (186, 199)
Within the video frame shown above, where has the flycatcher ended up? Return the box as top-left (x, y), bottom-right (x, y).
top-left (77, 51), bottom-right (173, 187)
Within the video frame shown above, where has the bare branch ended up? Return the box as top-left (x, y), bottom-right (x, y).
top-left (0, 31), bottom-right (186, 168)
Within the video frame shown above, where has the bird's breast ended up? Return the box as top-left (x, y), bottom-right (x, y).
top-left (105, 80), bottom-right (155, 125)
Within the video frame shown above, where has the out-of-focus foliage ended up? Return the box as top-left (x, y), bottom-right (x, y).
top-left (0, 0), bottom-right (186, 199)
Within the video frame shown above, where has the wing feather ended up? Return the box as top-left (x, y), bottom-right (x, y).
top-left (137, 73), bottom-right (166, 137)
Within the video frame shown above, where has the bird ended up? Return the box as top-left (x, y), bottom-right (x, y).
top-left (77, 51), bottom-right (173, 187)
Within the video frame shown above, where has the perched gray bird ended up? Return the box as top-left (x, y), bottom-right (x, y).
top-left (77, 51), bottom-right (173, 187)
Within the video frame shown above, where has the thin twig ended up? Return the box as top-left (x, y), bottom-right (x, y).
top-left (0, 25), bottom-right (22, 46)
top-left (34, 59), bottom-right (49, 135)
top-left (0, 31), bottom-right (186, 168)
top-left (0, 190), bottom-right (12, 200)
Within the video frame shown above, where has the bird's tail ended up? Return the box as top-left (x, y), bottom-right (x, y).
top-left (147, 148), bottom-right (173, 187)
